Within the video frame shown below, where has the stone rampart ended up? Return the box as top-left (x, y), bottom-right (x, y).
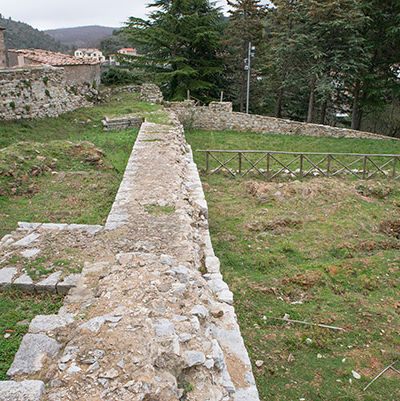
top-left (0, 66), bottom-right (94, 120)
top-left (167, 102), bottom-right (391, 140)
top-left (2, 113), bottom-right (259, 400)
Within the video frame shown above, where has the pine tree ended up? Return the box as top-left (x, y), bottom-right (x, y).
top-left (223, 0), bottom-right (267, 111)
top-left (123, 0), bottom-right (224, 101)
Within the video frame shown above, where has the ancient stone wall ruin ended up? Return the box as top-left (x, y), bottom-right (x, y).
top-left (0, 66), bottom-right (95, 120)
top-left (0, 112), bottom-right (259, 400)
top-left (167, 102), bottom-right (390, 140)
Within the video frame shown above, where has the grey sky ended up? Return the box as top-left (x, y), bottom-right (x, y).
top-left (0, 0), bottom-right (238, 31)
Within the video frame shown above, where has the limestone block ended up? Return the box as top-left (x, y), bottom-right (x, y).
top-left (12, 233), bottom-right (40, 247)
top-left (13, 274), bottom-right (34, 292)
top-left (21, 248), bottom-right (41, 258)
top-left (56, 274), bottom-right (81, 295)
top-left (0, 268), bottom-right (18, 288)
top-left (183, 350), bottom-right (205, 367)
top-left (154, 319), bottom-right (175, 337)
top-left (36, 271), bottom-right (62, 293)
top-left (17, 222), bottom-right (42, 231)
top-left (29, 314), bottom-right (74, 334)
top-left (7, 334), bottom-right (61, 377)
top-left (205, 256), bottom-right (220, 273)
top-left (189, 305), bottom-right (209, 319)
top-left (0, 380), bottom-right (45, 401)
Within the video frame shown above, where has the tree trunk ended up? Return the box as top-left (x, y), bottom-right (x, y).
top-left (275, 88), bottom-right (284, 118)
top-left (351, 81), bottom-right (361, 130)
top-left (307, 77), bottom-right (316, 123)
top-left (320, 100), bottom-right (328, 124)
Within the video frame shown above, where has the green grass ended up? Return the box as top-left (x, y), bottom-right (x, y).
top-left (144, 203), bottom-right (175, 215)
top-left (187, 129), bottom-right (400, 175)
top-left (186, 129), bottom-right (400, 401)
top-left (0, 92), bottom-right (156, 238)
top-left (0, 290), bottom-right (63, 380)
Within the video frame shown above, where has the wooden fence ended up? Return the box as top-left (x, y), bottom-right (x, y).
top-left (197, 150), bottom-right (400, 180)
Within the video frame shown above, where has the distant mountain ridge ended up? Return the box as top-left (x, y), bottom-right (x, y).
top-left (45, 25), bottom-right (117, 49)
top-left (0, 16), bottom-right (67, 52)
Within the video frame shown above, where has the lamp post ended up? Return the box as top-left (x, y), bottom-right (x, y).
top-left (244, 42), bottom-right (255, 114)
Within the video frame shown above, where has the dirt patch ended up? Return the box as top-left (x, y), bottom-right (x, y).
top-left (281, 270), bottom-right (323, 289)
top-left (246, 217), bottom-right (302, 233)
top-left (346, 239), bottom-right (400, 252)
top-left (0, 141), bottom-right (112, 196)
top-left (379, 220), bottom-right (400, 239)
top-left (356, 182), bottom-right (391, 199)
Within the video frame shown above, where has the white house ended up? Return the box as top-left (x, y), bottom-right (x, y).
top-left (74, 48), bottom-right (105, 63)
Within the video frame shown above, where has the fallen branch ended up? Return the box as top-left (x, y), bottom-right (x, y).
top-left (270, 317), bottom-right (344, 331)
top-left (390, 366), bottom-right (400, 376)
top-left (363, 361), bottom-right (398, 391)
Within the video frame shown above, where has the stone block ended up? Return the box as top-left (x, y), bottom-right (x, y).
top-left (36, 271), bottom-right (62, 293)
top-left (29, 314), bottom-right (74, 334)
top-left (0, 268), bottom-right (18, 288)
top-left (183, 350), bottom-right (205, 367)
top-left (12, 233), bottom-right (40, 247)
top-left (56, 274), bottom-right (81, 295)
top-left (0, 380), bottom-right (45, 401)
top-left (7, 334), bottom-right (61, 376)
top-left (13, 274), bottom-right (34, 292)
top-left (21, 248), bottom-right (41, 258)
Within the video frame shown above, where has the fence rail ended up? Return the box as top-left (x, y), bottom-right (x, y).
top-left (197, 150), bottom-right (400, 180)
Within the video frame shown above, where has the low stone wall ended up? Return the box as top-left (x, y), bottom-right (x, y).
top-left (2, 113), bottom-right (259, 400)
top-left (140, 83), bottom-right (163, 104)
top-left (0, 66), bottom-right (94, 121)
top-left (102, 114), bottom-right (144, 130)
top-left (167, 102), bottom-right (391, 140)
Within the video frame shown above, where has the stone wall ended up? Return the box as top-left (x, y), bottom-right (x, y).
top-left (1, 113), bottom-right (259, 400)
top-left (62, 64), bottom-right (101, 87)
top-left (0, 66), bottom-right (93, 120)
top-left (167, 102), bottom-right (391, 140)
top-left (140, 83), bottom-right (163, 104)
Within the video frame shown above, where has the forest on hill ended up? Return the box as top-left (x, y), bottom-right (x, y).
top-left (45, 25), bottom-right (116, 49)
top-left (0, 16), bottom-right (67, 52)
top-left (120, 0), bottom-right (400, 137)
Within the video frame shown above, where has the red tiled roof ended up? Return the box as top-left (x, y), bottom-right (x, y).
top-left (119, 48), bottom-right (136, 52)
top-left (8, 49), bottom-right (100, 66)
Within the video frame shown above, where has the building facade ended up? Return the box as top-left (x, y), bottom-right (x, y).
top-left (74, 48), bottom-right (105, 63)
top-left (0, 27), bottom-right (6, 68)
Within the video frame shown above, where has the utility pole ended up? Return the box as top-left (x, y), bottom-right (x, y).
top-left (244, 42), bottom-right (255, 114)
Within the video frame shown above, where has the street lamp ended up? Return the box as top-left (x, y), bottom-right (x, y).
top-left (244, 42), bottom-right (255, 114)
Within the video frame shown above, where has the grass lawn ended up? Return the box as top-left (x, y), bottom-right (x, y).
top-left (186, 129), bottom-right (400, 401)
top-left (0, 92), bottom-right (160, 238)
top-left (0, 290), bottom-right (63, 380)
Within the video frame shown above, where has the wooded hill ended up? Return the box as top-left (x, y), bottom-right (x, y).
top-left (45, 25), bottom-right (116, 49)
top-left (0, 16), bottom-right (67, 52)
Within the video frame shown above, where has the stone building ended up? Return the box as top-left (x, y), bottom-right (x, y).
top-left (0, 27), bottom-right (6, 68)
top-left (7, 49), bottom-right (101, 86)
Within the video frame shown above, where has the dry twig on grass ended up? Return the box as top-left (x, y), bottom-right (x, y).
top-left (363, 361), bottom-right (398, 392)
top-left (270, 316), bottom-right (344, 331)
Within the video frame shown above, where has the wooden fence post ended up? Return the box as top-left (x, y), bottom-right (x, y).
top-left (238, 152), bottom-right (242, 174)
top-left (266, 153), bottom-right (270, 180)
top-left (206, 151), bottom-right (210, 173)
top-left (393, 157), bottom-right (398, 179)
top-left (362, 156), bottom-right (368, 179)
top-left (299, 154), bottom-right (304, 180)
top-left (327, 154), bottom-right (331, 177)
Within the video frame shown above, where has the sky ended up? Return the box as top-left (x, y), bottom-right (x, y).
top-left (0, 0), bottom-right (258, 31)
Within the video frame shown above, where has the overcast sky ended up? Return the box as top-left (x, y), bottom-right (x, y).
top-left (0, 0), bottom-right (256, 31)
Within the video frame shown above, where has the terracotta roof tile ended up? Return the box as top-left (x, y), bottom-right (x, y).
top-left (8, 49), bottom-right (100, 66)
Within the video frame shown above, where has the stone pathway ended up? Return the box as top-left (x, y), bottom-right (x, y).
top-left (1, 113), bottom-right (259, 400)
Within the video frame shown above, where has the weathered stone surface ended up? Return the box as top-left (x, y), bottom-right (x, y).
top-left (183, 350), bottom-right (206, 367)
top-left (35, 272), bottom-right (62, 293)
top-left (190, 305), bottom-right (209, 319)
top-left (0, 380), bottom-right (45, 401)
top-left (7, 334), bottom-right (61, 376)
top-left (29, 314), bottom-right (74, 334)
top-left (56, 274), bottom-right (81, 295)
top-left (12, 233), bottom-right (40, 247)
top-left (13, 274), bottom-right (34, 292)
top-left (154, 319), bottom-right (175, 336)
top-left (0, 268), bottom-right (17, 288)
top-left (20, 248), bottom-right (41, 258)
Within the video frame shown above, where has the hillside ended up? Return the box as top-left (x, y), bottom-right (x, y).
top-left (0, 17), bottom-right (67, 51)
top-left (45, 25), bottom-right (116, 49)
